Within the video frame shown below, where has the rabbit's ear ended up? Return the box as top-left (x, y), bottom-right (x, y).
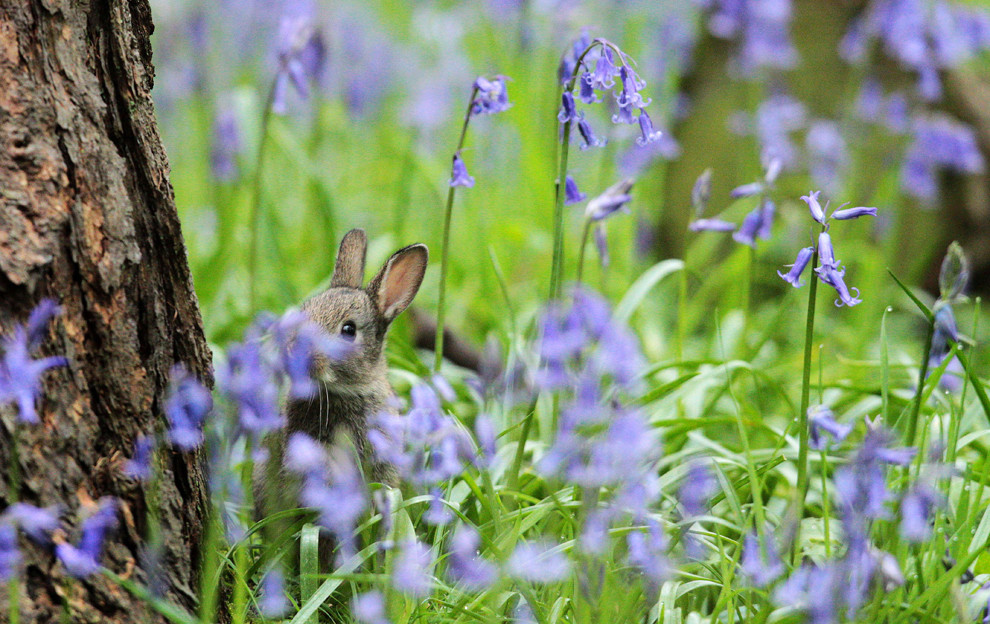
top-left (331, 228), bottom-right (368, 288)
top-left (368, 244), bottom-right (428, 324)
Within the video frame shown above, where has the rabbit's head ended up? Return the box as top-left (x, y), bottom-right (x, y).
top-left (303, 229), bottom-right (428, 393)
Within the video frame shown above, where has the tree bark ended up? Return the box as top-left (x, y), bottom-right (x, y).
top-left (0, 1), bottom-right (211, 623)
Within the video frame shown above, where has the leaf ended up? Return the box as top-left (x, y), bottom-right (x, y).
top-left (615, 259), bottom-right (684, 324)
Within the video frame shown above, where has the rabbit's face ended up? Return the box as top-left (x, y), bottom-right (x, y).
top-left (303, 287), bottom-right (386, 392)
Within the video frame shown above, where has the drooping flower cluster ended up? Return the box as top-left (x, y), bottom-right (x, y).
top-left (840, 0), bottom-right (990, 101)
top-left (446, 76), bottom-right (511, 188)
top-left (777, 191), bottom-right (877, 307)
top-left (271, 4), bottom-right (326, 114)
top-left (0, 299), bottom-right (67, 425)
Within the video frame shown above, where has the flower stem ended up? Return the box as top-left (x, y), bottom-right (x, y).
top-left (905, 320), bottom-right (935, 447)
top-left (434, 87), bottom-right (479, 372)
top-left (792, 245), bottom-right (820, 563)
top-left (575, 218), bottom-right (593, 285)
top-left (549, 123), bottom-right (573, 301)
top-left (247, 80), bottom-right (279, 315)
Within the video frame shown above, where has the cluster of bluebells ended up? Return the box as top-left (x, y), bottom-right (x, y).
top-left (0, 299), bottom-right (67, 425)
top-left (777, 191), bottom-right (878, 307)
top-left (270, 3), bottom-right (326, 115)
top-left (689, 160), bottom-right (778, 248)
top-left (693, 0), bottom-right (798, 75)
top-left (841, 0), bottom-right (990, 101)
top-left (448, 76), bottom-right (511, 189)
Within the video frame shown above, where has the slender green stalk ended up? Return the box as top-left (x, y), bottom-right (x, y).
top-left (905, 320), bottom-right (935, 447)
top-left (548, 123), bottom-right (572, 301)
top-left (434, 86), bottom-right (479, 373)
top-left (247, 80), bottom-right (279, 314)
top-left (791, 245), bottom-right (820, 564)
top-left (574, 218), bottom-right (593, 286)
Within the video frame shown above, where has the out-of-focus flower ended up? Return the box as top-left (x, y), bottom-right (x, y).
top-left (692, 169), bottom-right (713, 215)
top-left (900, 482), bottom-right (943, 542)
top-left (471, 76), bottom-right (510, 115)
top-left (3, 503), bottom-right (59, 545)
top-left (506, 541), bottom-right (570, 582)
top-left (939, 241), bottom-right (969, 302)
top-left (593, 225), bottom-right (609, 268)
top-left (210, 103), bottom-right (242, 182)
top-left (585, 178), bottom-right (634, 222)
top-left (808, 405), bottom-right (852, 450)
top-left (259, 569), bottom-right (289, 618)
top-left (55, 498), bottom-right (118, 578)
top-left (636, 110), bottom-right (663, 146)
top-left (392, 539), bottom-right (434, 597)
top-left (690, 218), bottom-right (736, 233)
top-left (0, 525), bottom-right (19, 582)
top-left (901, 114), bottom-right (984, 201)
top-left (626, 520), bottom-right (668, 586)
top-left (741, 531), bottom-right (784, 588)
top-left (732, 205), bottom-right (766, 247)
top-left (679, 461), bottom-right (717, 517)
top-left (123, 434), bottom-right (155, 481)
top-left (731, 94), bottom-right (806, 170)
top-left (446, 526), bottom-right (497, 589)
top-left (564, 175), bottom-right (586, 205)
top-left (806, 120), bottom-right (848, 194)
top-left (450, 151), bottom-right (476, 188)
top-left (0, 299), bottom-right (67, 425)
top-left (352, 591), bottom-right (388, 624)
top-left (697, 0), bottom-right (798, 74)
top-left (164, 365), bottom-right (212, 451)
top-left (576, 115), bottom-right (606, 150)
top-left (271, 5), bottom-right (326, 114)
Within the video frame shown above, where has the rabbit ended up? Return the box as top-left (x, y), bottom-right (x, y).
top-left (285, 227), bottom-right (428, 483)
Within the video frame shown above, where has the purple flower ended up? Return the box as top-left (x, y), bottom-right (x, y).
top-left (730, 182), bottom-right (764, 199)
top-left (801, 190), bottom-right (827, 224)
top-left (689, 219), bottom-right (736, 233)
top-left (585, 178), bottom-right (634, 221)
top-left (611, 100), bottom-right (637, 125)
top-left (210, 103), bottom-right (241, 182)
top-left (808, 405), bottom-right (852, 450)
top-left (585, 45), bottom-right (618, 90)
top-left (900, 483), bottom-right (942, 542)
top-left (474, 415), bottom-right (497, 465)
top-left (123, 434), bottom-right (155, 481)
top-left (815, 231), bottom-right (838, 271)
top-left (271, 9), bottom-right (326, 114)
top-left (293, 447), bottom-right (367, 559)
top-left (450, 151), bottom-right (475, 188)
top-left (352, 591), bottom-right (388, 624)
top-left (0, 525), bottom-right (19, 582)
top-left (820, 264), bottom-right (862, 307)
top-left (557, 91), bottom-right (578, 123)
top-left (0, 300), bottom-right (68, 425)
top-left (679, 461), bottom-right (716, 517)
top-left (626, 520), bottom-right (668, 585)
top-left (593, 225), bottom-right (609, 268)
top-left (284, 431), bottom-right (328, 475)
top-left (740, 531), bottom-right (784, 588)
top-left (446, 526), bottom-right (497, 589)
top-left (564, 175), bottom-right (586, 205)
top-left (271, 310), bottom-right (350, 400)
top-left (3, 503), bottom-right (59, 544)
top-left (758, 198), bottom-right (775, 239)
top-left (56, 498), bottom-right (118, 578)
top-left (692, 169), bottom-right (713, 215)
top-left (931, 304), bottom-right (960, 359)
top-left (807, 120), bottom-right (847, 194)
top-left (615, 65), bottom-right (650, 109)
top-left (576, 116), bottom-right (606, 150)
top-left (577, 73), bottom-right (600, 104)
top-left (636, 110), bottom-right (663, 146)
top-left (471, 76), bottom-right (510, 115)
top-left (424, 490), bottom-right (452, 526)
top-left (831, 206), bottom-right (878, 220)
top-left (507, 541), bottom-right (570, 582)
top-left (392, 540), bottom-right (434, 597)
top-left (732, 206), bottom-right (764, 247)
top-left (219, 336), bottom-right (282, 436)
top-left (778, 246), bottom-right (815, 287)
top-left (164, 365), bottom-right (212, 451)
top-left (259, 569), bottom-right (289, 618)
top-left (901, 114), bottom-right (984, 200)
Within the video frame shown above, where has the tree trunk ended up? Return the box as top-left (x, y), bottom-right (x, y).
top-left (0, 1), bottom-right (211, 623)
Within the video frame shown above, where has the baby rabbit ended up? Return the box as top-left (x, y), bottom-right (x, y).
top-left (286, 228), bottom-right (428, 483)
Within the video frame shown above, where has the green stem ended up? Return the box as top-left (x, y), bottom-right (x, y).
top-left (905, 320), bottom-right (935, 447)
top-left (792, 245), bottom-right (820, 564)
top-left (247, 80), bottom-right (279, 315)
top-left (549, 123), bottom-right (572, 301)
top-left (434, 86), bottom-right (479, 373)
top-left (575, 219), bottom-right (593, 286)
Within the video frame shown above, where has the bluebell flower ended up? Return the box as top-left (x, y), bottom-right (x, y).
top-left (352, 591), bottom-right (388, 624)
top-left (450, 151), bottom-right (475, 188)
top-left (615, 66), bottom-right (650, 109)
top-left (758, 199), bottom-right (775, 239)
top-left (636, 110), bottom-right (663, 146)
top-left (424, 489), bottom-right (452, 526)
top-left (626, 520), bottom-right (668, 586)
top-left (259, 569), bottom-right (289, 618)
top-left (689, 218), bottom-right (736, 233)
top-left (900, 482), bottom-right (942, 542)
top-left (123, 434), bottom-right (155, 481)
top-left (557, 91), bottom-right (578, 123)
top-left (586, 45), bottom-right (618, 90)
top-left (474, 414), bottom-right (497, 466)
top-left (284, 431), bottom-right (328, 475)
top-left (778, 247), bottom-right (815, 287)
top-left (732, 206), bottom-right (765, 248)
top-left (700, 0), bottom-right (798, 74)
top-left (446, 526), bottom-right (497, 590)
top-left (507, 541), bottom-right (570, 582)
top-left (807, 120), bottom-right (847, 194)
top-left (578, 74), bottom-right (600, 104)
top-left (831, 206), bottom-right (878, 220)
top-left (730, 94), bottom-right (806, 170)
top-left (585, 178), bottom-right (634, 222)
top-left (801, 190), bottom-right (827, 224)
top-left (210, 103), bottom-right (241, 182)
top-left (593, 225), bottom-right (609, 268)
top-left (691, 169), bottom-right (713, 215)
top-left (564, 175), bottom-right (586, 205)
top-left (730, 182), bottom-right (764, 199)
top-left (271, 309), bottom-right (351, 400)
top-left (901, 114), bottom-right (984, 200)
top-left (807, 405), bottom-right (852, 450)
top-left (820, 264), bottom-right (862, 307)
top-left (164, 365), bottom-right (212, 451)
top-left (271, 8), bottom-right (326, 114)
top-left (3, 503), bottom-right (59, 545)
top-left (740, 531), bottom-right (784, 588)
top-left (392, 539), bottom-right (434, 597)
top-left (471, 76), bottom-right (510, 115)
top-left (816, 232), bottom-right (838, 271)
top-left (0, 525), bottom-right (19, 582)
top-left (55, 498), bottom-right (118, 578)
top-left (0, 300), bottom-right (67, 425)
top-left (679, 461), bottom-right (716, 517)
top-left (611, 100), bottom-right (637, 125)
top-left (219, 337), bottom-right (282, 436)
top-left (576, 115), bottom-right (606, 150)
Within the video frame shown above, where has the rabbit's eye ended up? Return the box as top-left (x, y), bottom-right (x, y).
top-left (341, 321), bottom-right (357, 341)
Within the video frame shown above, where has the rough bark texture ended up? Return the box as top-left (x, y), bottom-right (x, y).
top-left (0, 1), bottom-right (212, 622)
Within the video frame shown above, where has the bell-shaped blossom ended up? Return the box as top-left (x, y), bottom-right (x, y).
top-left (55, 498), bottom-right (118, 578)
top-left (690, 218), bottom-right (736, 233)
top-left (392, 539), bottom-right (434, 597)
top-left (778, 247), bottom-right (815, 287)
top-left (446, 526), bottom-right (497, 590)
top-left (3, 503), bottom-right (59, 545)
top-left (626, 520), bottom-right (668, 586)
top-left (801, 190), bottom-right (827, 224)
top-left (730, 182), bottom-right (764, 199)
top-left (271, 9), bottom-right (326, 114)
top-left (557, 91), bottom-right (578, 123)
top-left (450, 151), bottom-right (475, 188)
top-left (471, 76), bottom-right (510, 115)
top-left (820, 264), bottom-right (861, 307)
top-left (831, 206), bottom-right (878, 220)
top-left (808, 405), bottom-right (852, 450)
top-left (0, 300), bottom-right (68, 425)
top-left (564, 175), bottom-right (586, 205)
top-left (732, 206), bottom-right (764, 247)
top-left (164, 365), bottom-right (213, 450)
top-left (636, 110), bottom-right (663, 146)
top-left (586, 45), bottom-right (618, 90)
top-left (578, 74), bottom-right (600, 104)
top-left (900, 482), bottom-right (943, 542)
top-left (585, 178), bottom-right (634, 222)
top-left (123, 434), bottom-right (155, 481)
top-left (741, 531), bottom-right (784, 588)
top-left (576, 116), bottom-right (606, 150)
